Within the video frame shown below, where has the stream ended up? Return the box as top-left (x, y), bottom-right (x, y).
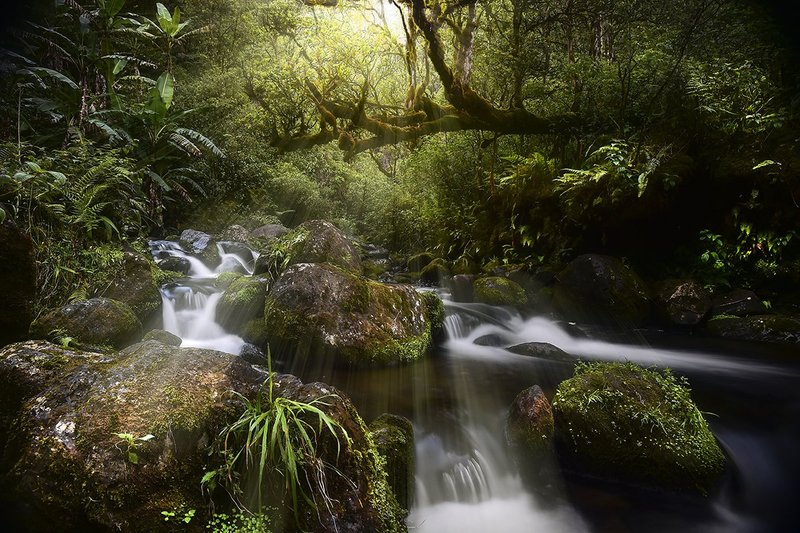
top-left (151, 240), bottom-right (800, 533)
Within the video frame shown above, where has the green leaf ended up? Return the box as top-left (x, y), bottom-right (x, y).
top-left (0, 208), bottom-right (6, 224)
top-left (112, 58), bottom-right (127, 75)
top-left (752, 159), bottom-right (781, 171)
top-left (103, 0), bottom-right (126, 17)
top-left (156, 72), bottom-right (175, 110)
top-left (128, 451), bottom-right (139, 464)
top-left (156, 3), bottom-right (172, 29)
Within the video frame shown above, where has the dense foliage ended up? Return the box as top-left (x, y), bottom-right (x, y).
top-left (2, 0), bottom-right (799, 306)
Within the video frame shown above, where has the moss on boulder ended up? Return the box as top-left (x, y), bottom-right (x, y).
top-left (705, 314), bottom-right (800, 344)
top-left (0, 341), bottom-right (406, 532)
top-left (254, 220), bottom-right (361, 277)
top-left (552, 362), bottom-right (725, 495)
top-left (30, 297), bottom-right (141, 348)
top-left (474, 276), bottom-right (528, 306)
top-left (369, 414), bottom-right (415, 512)
top-left (142, 329), bottom-right (181, 346)
top-left (216, 275), bottom-right (270, 332)
top-left (264, 263), bottom-right (435, 366)
top-left (100, 251), bottom-right (161, 322)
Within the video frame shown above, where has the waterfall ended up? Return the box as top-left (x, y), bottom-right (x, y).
top-left (152, 239), bottom-right (250, 355)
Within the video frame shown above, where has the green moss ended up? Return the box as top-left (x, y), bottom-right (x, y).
top-left (215, 271), bottom-right (244, 290)
top-left (355, 421), bottom-right (406, 532)
top-left (552, 361), bottom-right (725, 495)
top-left (407, 252), bottom-right (435, 272)
top-left (420, 291), bottom-right (444, 337)
top-left (474, 276), bottom-right (528, 306)
top-left (152, 268), bottom-right (185, 286)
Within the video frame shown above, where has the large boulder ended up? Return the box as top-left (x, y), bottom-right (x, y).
top-left (505, 385), bottom-right (554, 457)
top-left (553, 254), bottom-right (650, 326)
top-left (0, 215), bottom-right (36, 347)
top-left (705, 314), bottom-right (800, 344)
top-left (100, 252), bottom-right (161, 322)
top-left (179, 228), bottom-right (212, 253)
top-left (449, 274), bottom-right (476, 303)
top-left (254, 220), bottom-right (361, 277)
top-left (710, 289), bottom-right (767, 317)
top-left (552, 362), bottom-right (725, 495)
top-left (0, 340), bottom-right (405, 532)
top-left (250, 223), bottom-right (289, 243)
top-left (216, 275), bottom-right (270, 332)
top-left (369, 414), bottom-right (415, 511)
top-left (474, 276), bottom-right (528, 306)
top-left (653, 279), bottom-right (712, 326)
top-left (219, 224), bottom-right (250, 242)
top-left (29, 298), bottom-right (141, 348)
top-left (264, 263), bottom-right (440, 365)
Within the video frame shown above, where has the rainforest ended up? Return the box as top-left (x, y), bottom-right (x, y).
top-left (0, 1), bottom-right (799, 532)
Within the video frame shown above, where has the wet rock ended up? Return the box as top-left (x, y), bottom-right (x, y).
top-left (449, 274), bottom-right (476, 303)
top-left (219, 224), bottom-right (250, 242)
top-left (451, 257), bottom-right (480, 276)
top-left (264, 263), bottom-right (439, 366)
top-left (474, 276), bottom-right (528, 306)
top-left (238, 342), bottom-right (268, 366)
top-left (653, 279), bottom-right (712, 326)
top-left (101, 252), bottom-right (161, 322)
top-left (0, 341), bottom-right (405, 533)
top-left (369, 414), bottom-right (415, 511)
top-left (506, 342), bottom-right (573, 362)
top-left (216, 276), bottom-right (270, 333)
top-left (157, 256), bottom-right (191, 275)
top-left (214, 271), bottom-right (243, 291)
top-left (219, 241), bottom-right (254, 265)
top-left (250, 223), bottom-right (289, 243)
top-left (141, 329), bottom-right (181, 346)
top-left (552, 362), bottom-right (725, 495)
top-left (553, 255), bottom-right (650, 326)
top-left (253, 220), bottom-right (361, 276)
top-left (711, 289), bottom-right (767, 317)
top-left (179, 229), bottom-right (212, 253)
top-left (705, 314), bottom-right (800, 344)
top-left (29, 298), bottom-right (141, 348)
top-left (0, 215), bottom-right (36, 347)
top-left (474, 334), bottom-right (506, 347)
top-left (506, 385), bottom-right (554, 457)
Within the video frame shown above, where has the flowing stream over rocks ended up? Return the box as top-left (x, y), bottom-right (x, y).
top-left (147, 240), bottom-right (800, 532)
top-left (149, 240), bottom-right (256, 354)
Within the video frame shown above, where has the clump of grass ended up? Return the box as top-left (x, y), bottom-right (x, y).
top-left (203, 352), bottom-right (351, 522)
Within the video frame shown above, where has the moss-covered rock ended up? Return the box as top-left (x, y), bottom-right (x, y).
top-left (554, 254), bottom-right (650, 326)
top-left (506, 385), bottom-right (554, 457)
top-left (30, 298), bottom-right (141, 348)
top-left (369, 414), bottom-right (415, 511)
top-left (653, 279), bottom-right (711, 326)
top-left (406, 252), bottom-right (435, 272)
top-left (264, 263), bottom-right (434, 366)
top-left (705, 314), bottom-right (800, 344)
top-left (420, 290), bottom-right (445, 342)
top-left (0, 341), bottom-right (406, 532)
top-left (216, 275), bottom-right (270, 332)
top-left (0, 215), bottom-right (36, 347)
top-left (100, 252), bottom-right (161, 322)
top-left (473, 276), bottom-right (528, 306)
top-left (419, 258), bottom-right (451, 286)
top-left (254, 220), bottom-right (361, 277)
top-left (552, 362), bottom-right (725, 495)
top-left (142, 329), bottom-right (181, 346)
top-left (214, 271), bottom-right (243, 291)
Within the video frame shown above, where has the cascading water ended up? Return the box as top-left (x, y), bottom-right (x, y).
top-left (148, 239), bottom-right (258, 355)
top-left (135, 244), bottom-right (800, 531)
top-left (401, 298), bottom-right (800, 532)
